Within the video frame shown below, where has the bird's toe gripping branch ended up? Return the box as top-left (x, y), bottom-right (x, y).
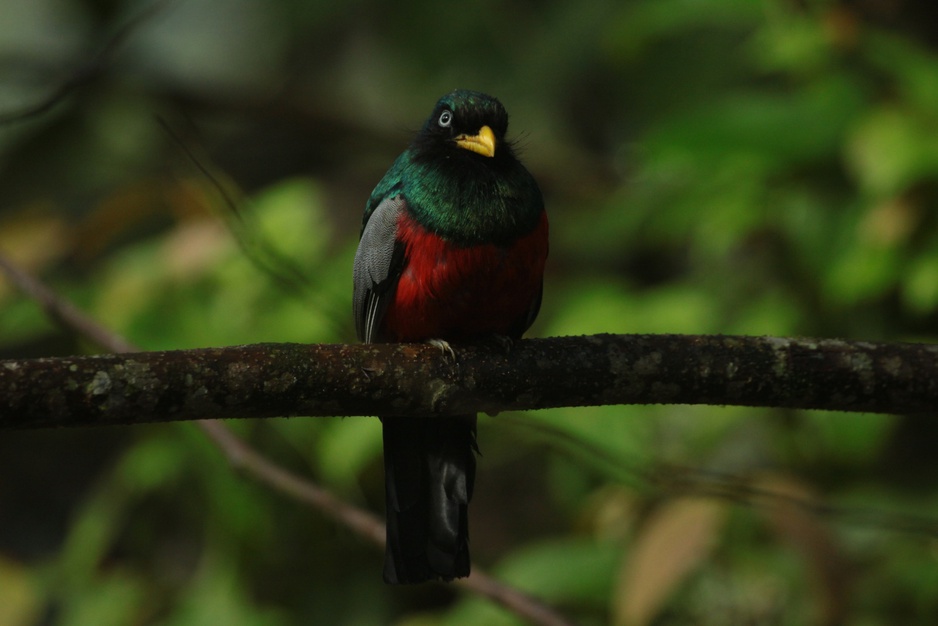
top-left (427, 338), bottom-right (457, 362)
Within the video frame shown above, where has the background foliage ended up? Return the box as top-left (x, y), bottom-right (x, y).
top-left (2, 0), bottom-right (938, 624)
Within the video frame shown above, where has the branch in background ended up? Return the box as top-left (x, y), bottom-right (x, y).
top-left (0, 255), bottom-right (136, 353)
top-left (0, 1), bottom-right (170, 125)
top-left (155, 115), bottom-right (326, 303)
top-left (0, 254), bottom-right (577, 626)
top-left (2, 332), bottom-right (937, 429)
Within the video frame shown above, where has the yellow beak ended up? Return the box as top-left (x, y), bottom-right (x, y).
top-left (455, 125), bottom-right (496, 158)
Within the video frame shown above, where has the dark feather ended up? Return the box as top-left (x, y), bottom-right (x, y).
top-left (382, 415), bottom-right (477, 583)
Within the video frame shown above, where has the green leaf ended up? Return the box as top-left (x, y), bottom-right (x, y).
top-left (604, 0), bottom-right (763, 59)
top-left (749, 8), bottom-right (833, 74)
top-left (315, 417), bottom-right (382, 489)
top-left (800, 411), bottom-right (896, 465)
top-left (531, 405), bottom-right (656, 479)
top-left (546, 281), bottom-right (719, 337)
top-left (495, 537), bottom-right (620, 603)
top-left (846, 106), bottom-right (938, 197)
top-left (159, 553), bottom-right (288, 626)
top-left (646, 78), bottom-right (863, 171)
top-left (823, 237), bottom-right (902, 305)
top-left (247, 178), bottom-right (330, 264)
top-left (116, 434), bottom-right (187, 491)
top-left (0, 556), bottom-right (40, 626)
top-left (58, 570), bottom-right (148, 626)
top-left (864, 31), bottom-right (938, 112)
top-left (903, 249), bottom-right (938, 315)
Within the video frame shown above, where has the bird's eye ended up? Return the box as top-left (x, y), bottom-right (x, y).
top-left (438, 110), bottom-right (453, 128)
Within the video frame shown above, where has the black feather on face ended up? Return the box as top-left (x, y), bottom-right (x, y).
top-left (412, 90), bottom-right (510, 160)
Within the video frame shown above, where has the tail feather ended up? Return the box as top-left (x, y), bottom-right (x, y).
top-left (382, 415), bottom-right (477, 584)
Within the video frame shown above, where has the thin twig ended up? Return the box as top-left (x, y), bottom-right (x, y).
top-left (0, 1), bottom-right (171, 125)
top-left (0, 254), bottom-right (136, 353)
top-left (0, 252), bottom-right (578, 626)
top-left (194, 418), bottom-right (385, 546)
top-left (460, 572), bottom-right (577, 626)
top-left (158, 116), bottom-right (324, 295)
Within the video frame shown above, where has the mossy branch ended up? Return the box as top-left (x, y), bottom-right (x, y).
top-left (2, 334), bottom-right (935, 429)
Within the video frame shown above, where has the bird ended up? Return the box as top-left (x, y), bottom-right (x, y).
top-left (352, 90), bottom-right (548, 584)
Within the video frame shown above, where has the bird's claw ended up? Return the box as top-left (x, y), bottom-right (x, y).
top-left (490, 334), bottom-right (514, 355)
top-left (427, 338), bottom-right (457, 362)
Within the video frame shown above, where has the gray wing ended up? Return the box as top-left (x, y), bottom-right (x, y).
top-left (353, 195), bottom-right (407, 343)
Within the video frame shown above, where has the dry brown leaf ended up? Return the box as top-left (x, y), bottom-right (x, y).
top-left (613, 497), bottom-right (726, 626)
top-left (162, 218), bottom-right (232, 280)
top-left (0, 208), bottom-right (69, 299)
top-left (752, 473), bottom-right (850, 626)
top-left (0, 554), bottom-right (40, 626)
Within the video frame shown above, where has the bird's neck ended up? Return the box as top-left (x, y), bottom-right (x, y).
top-left (403, 157), bottom-right (542, 247)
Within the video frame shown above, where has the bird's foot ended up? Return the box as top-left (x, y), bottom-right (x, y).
top-left (427, 338), bottom-right (457, 362)
top-left (489, 334), bottom-right (514, 355)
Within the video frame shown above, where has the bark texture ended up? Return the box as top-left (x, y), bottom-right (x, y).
top-left (2, 334), bottom-right (936, 429)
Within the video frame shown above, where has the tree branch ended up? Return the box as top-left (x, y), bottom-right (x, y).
top-left (2, 334), bottom-right (936, 429)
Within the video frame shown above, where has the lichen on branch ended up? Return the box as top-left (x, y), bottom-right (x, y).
top-left (2, 334), bottom-right (936, 429)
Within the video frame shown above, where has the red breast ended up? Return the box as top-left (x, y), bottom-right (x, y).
top-left (382, 211), bottom-right (548, 342)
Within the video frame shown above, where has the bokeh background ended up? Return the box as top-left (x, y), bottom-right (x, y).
top-left (2, 0), bottom-right (938, 624)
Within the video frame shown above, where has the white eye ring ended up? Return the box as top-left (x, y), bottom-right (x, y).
top-left (438, 110), bottom-right (453, 127)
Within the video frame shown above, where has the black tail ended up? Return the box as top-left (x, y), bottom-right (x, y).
top-left (381, 414), bottom-right (477, 584)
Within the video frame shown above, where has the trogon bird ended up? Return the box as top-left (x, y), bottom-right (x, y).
top-left (352, 90), bottom-right (548, 584)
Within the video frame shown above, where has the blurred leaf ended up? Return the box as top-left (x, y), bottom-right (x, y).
top-left (544, 281), bottom-right (634, 337)
top-left (532, 405), bottom-right (656, 479)
top-left (0, 209), bottom-right (69, 275)
top-left (613, 497), bottom-right (725, 626)
top-left (604, 0), bottom-right (762, 60)
top-left (115, 433), bottom-right (188, 491)
top-left (749, 8), bottom-right (835, 74)
top-left (58, 570), bottom-right (148, 626)
top-left (0, 296), bottom-right (57, 346)
top-left (800, 411), bottom-right (895, 466)
top-left (823, 239), bottom-right (901, 306)
top-left (245, 177), bottom-right (331, 267)
top-left (189, 431), bottom-right (275, 546)
top-left (725, 288), bottom-right (802, 336)
top-left (159, 552), bottom-right (287, 626)
top-left (59, 478), bottom-right (126, 585)
top-left (93, 237), bottom-right (174, 341)
top-left (753, 474), bottom-right (849, 626)
top-left (126, 0), bottom-right (289, 96)
top-left (494, 537), bottom-right (619, 604)
top-left (315, 416), bottom-right (382, 490)
top-left (819, 195), bottom-right (916, 308)
top-left (580, 485), bottom-right (639, 543)
top-left (846, 106), bottom-right (938, 197)
top-left (159, 218), bottom-right (232, 283)
top-left (0, 0), bottom-right (86, 78)
top-left (903, 248), bottom-right (938, 315)
top-left (88, 176), bottom-right (342, 349)
top-left (546, 281), bottom-right (719, 337)
top-left (647, 78), bottom-right (863, 171)
top-left (0, 555), bottom-right (40, 626)
top-left (443, 598), bottom-right (523, 626)
top-left (864, 31), bottom-right (938, 112)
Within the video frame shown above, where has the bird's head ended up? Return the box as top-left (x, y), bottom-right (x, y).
top-left (414, 90), bottom-right (510, 160)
